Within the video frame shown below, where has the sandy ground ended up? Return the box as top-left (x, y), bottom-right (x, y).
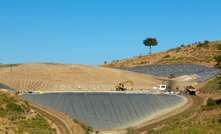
top-left (0, 63), bottom-right (160, 91)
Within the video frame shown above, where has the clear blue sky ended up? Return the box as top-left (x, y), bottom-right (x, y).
top-left (0, 0), bottom-right (221, 65)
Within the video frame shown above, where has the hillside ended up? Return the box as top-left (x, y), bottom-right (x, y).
top-left (147, 76), bottom-right (221, 134)
top-left (0, 64), bottom-right (160, 91)
top-left (0, 91), bottom-right (55, 134)
top-left (103, 40), bottom-right (221, 68)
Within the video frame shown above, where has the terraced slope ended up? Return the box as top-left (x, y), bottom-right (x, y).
top-left (0, 64), bottom-right (160, 91)
top-left (103, 41), bottom-right (221, 68)
top-left (22, 92), bottom-right (187, 131)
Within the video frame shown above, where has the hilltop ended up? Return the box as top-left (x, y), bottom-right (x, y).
top-left (0, 64), bottom-right (160, 91)
top-left (103, 40), bottom-right (221, 68)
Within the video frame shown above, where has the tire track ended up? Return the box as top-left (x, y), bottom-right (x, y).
top-left (30, 104), bottom-right (73, 134)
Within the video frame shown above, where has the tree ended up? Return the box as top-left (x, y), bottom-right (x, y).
top-left (204, 40), bottom-right (209, 45)
top-left (143, 38), bottom-right (158, 55)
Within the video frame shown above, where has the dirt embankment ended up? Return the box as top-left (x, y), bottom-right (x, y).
top-left (0, 63), bottom-right (160, 91)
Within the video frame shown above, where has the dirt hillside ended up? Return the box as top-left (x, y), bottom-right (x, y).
top-left (103, 40), bottom-right (221, 68)
top-left (0, 64), bottom-right (160, 91)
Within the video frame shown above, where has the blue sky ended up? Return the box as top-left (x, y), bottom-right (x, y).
top-left (0, 0), bottom-right (221, 65)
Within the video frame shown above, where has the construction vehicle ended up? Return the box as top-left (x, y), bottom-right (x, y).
top-left (159, 84), bottom-right (167, 91)
top-left (115, 80), bottom-right (134, 91)
top-left (185, 85), bottom-right (197, 96)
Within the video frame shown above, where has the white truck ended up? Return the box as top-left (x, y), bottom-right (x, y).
top-left (159, 84), bottom-right (167, 91)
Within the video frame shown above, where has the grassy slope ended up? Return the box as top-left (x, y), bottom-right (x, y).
top-left (0, 91), bottom-right (56, 134)
top-left (147, 76), bottom-right (221, 134)
top-left (103, 40), bottom-right (221, 67)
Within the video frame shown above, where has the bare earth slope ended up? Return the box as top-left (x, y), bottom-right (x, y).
top-left (103, 41), bottom-right (221, 68)
top-left (0, 64), bottom-right (160, 91)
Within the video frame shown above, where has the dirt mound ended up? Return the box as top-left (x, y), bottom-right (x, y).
top-left (0, 64), bottom-right (160, 91)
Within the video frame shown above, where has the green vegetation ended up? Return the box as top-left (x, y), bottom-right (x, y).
top-left (216, 43), bottom-right (221, 50)
top-left (0, 92), bottom-right (56, 134)
top-left (143, 37), bottom-right (158, 55)
top-left (147, 50), bottom-right (221, 134)
top-left (196, 40), bottom-right (210, 47)
top-left (207, 98), bottom-right (217, 107)
top-left (17, 114), bottom-right (55, 134)
top-left (201, 76), bottom-right (221, 93)
top-left (6, 102), bottom-right (24, 113)
top-left (148, 113), bottom-right (221, 134)
top-left (0, 93), bottom-right (28, 121)
top-left (215, 55), bottom-right (221, 68)
top-left (219, 114), bottom-right (221, 123)
top-left (148, 96), bottom-right (221, 134)
top-left (201, 98), bottom-right (221, 111)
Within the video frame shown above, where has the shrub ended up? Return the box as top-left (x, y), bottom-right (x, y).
top-left (180, 44), bottom-right (185, 47)
top-left (140, 61), bottom-right (148, 64)
top-left (17, 114), bottom-right (54, 133)
top-left (6, 102), bottom-right (23, 113)
top-left (214, 55), bottom-right (221, 66)
top-left (197, 41), bottom-right (209, 47)
top-left (207, 98), bottom-right (216, 107)
top-left (0, 107), bottom-right (6, 117)
top-left (219, 114), bottom-right (221, 123)
top-left (216, 44), bottom-right (221, 50)
top-left (163, 54), bottom-right (170, 59)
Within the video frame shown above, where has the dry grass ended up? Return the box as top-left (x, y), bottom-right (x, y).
top-left (103, 41), bottom-right (221, 68)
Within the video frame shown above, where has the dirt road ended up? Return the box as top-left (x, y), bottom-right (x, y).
top-left (30, 104), bottom-right (73, 134)
top-left (134, 96), bottom-right (203, 133)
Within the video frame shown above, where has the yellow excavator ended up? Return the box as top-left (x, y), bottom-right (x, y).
top-left (115, 80), bottom-right (134, 91)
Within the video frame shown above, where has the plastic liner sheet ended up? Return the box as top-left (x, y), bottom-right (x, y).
top-left (22, 92), bottom-right (186, 131)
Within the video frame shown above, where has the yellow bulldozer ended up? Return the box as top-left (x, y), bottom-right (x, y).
top-left (115, 80), bottom-right (134, 91)
top-left (185, 85), bottom-right (198, 96)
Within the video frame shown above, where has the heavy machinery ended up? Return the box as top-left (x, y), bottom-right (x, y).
top-left (159, 84), bottom-right (167, 91)
top-left (185, 85), bottom-right (197, 95)
top-left (115, 80), bottom-right (134, 91)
